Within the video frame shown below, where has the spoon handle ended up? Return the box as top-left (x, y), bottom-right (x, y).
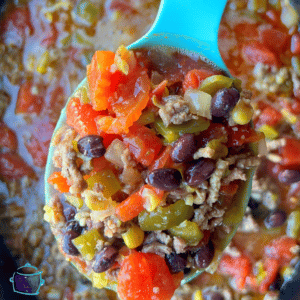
top-left (129, 0), bottom-right (228, 71)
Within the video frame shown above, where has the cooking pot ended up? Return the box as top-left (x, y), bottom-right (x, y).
top-left (9, 263), bottom-right (45, 296)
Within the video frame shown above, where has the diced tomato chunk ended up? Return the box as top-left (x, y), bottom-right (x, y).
top-left (0, 123), bottom-right (18, 151)
top-left (149, 145), bottom-right (173, 171)
top-left (66, 97), bottom-right (104, 136)
top-left (234, 23), bottom-right (258, 40)
top-left (182, 69), bottom-right (220, 91)
top-left (259, 258), bottom-right (279, 293)
top-left (242, 42), bottom-right (278, 66)
top-left (259, 28), bottom-right (288, 53)
top-left (117, 252), bottom-right (176, 300)
top-left (16, 81), bottom-right (44, 115)
top-left (123, 124), bottom-right (163, 167)
top-left (264, 236), bottom-right (298, 263)
top-left (279, 138), bottom-right (300, 168)
top-left (218, 252), bottom-right (252, 290)
top-left (0, 153), bottom-right (34, 179)
top-left (226, 124), bottom-right (264, 147)
top-left (25, 118), bottom-right (56, 168)
top-left (254, 105), bottom-right (282, 128)
top-left (291, 33), bottom-right (300, 55)
top-left (115, 191), bottom-right (144, 222)
top-left (48, 171), bottom-right (70, 193)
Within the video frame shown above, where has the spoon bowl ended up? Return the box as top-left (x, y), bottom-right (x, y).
top-left (45, 0), bottom-right (255, 288)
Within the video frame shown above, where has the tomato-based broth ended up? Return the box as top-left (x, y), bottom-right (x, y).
top-left (0, 0), bottom-right (300, 300)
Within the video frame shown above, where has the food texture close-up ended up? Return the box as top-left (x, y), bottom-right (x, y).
top-left (0, 0), bottom-right (300, 300)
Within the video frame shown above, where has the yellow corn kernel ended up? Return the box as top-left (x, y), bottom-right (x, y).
top-left (184, 194), bottom-right (194, 206)
top-left (72, 229), bottom-right (103, 260)
top-left (37, 51), bottom-right (50, 74)
top-left (231, 99), bottom-right (254, 125)
top-left (141, 186), bottom-right (161, 212)
top-left (122, 225), bottom-right (145, 249)
top-left (65, 195), bottom-right (84, 209)
top-left (255, 261), bottom-right (267, 284)
top-left (194, 290), bottom-right (204, 300)
top-left (72, 140), bottom-right (79, 152)
top-left (258, 124), bottom-right (279, 140)
top-left (281, 108), bottom-right (297, 124)
top-left (43, 205), bottom-right (54, 223)
top-left (115, 56), bottom-right (129, 75)
top-left (163, 87), bottom-right (169, 97)
top-left (281, 266), bottom-right (294, 281)
top-left (85, 191), bottom-right (116, 211)
top-left (92, 271), bottom-right (108, 289)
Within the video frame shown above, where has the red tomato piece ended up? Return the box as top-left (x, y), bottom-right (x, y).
top-left (66, 97), bottom-right (104, 136)
top-left (115, 191), bottom-right (145, 222)
top-left (0, 153), bottom-right (34, 179)
top-left (254, 105), bottom-right (282, 128)
top-left (87, 51), bottom-right (124, 111)
top-left (226, 124), bottom-right (264, 147)
top-left (123, 124), bottom-right (163, 166)
top-left (291, 33), bottom-right (300, 55)
top-left (117, 252), bottom-right (176, 300)
top-left (259, 28), bottom-right (288, 53)
top-left (182, 69), bottom-right (220, 91)
top-left (259, 258), bottom-right (279, 293)
top-left (234, 23), bottom-right (258, 40)
top-left (96, 69), bottom-right (151, 134)
top-left (264, 236), bottom-right (298, 263)
top-left (197, 123), bottom-right (227, 148)
top-left (0, 123), bottom-right (18, 151)
top-left (149, 145), bottom-right (173, 172)
top-left (264, 9), bottom-right (281, 25)
top-left (48, 171), bottom-right (70, 193)
top-left (218, 252), bottom-right (252, 290)
top-left (108, 0), bottom-right (136, 13)
top-left (242, 42), bottom-right (278, 66)
top-left (16, 81), bottom-right (44, 115)
top-left (151, 80), bottom-right (168, 99)
top-left (25, 118), bottom-right (56, 168)
top-left (279, 138), bottom-right (300, 168)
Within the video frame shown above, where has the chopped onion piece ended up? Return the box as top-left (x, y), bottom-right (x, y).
top-left (184, 89), bottom-right (212, 119)
top-left (104, 139), bottom-right (126, 167)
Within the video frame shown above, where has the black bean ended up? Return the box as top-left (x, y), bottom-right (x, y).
top-left (247, 197), bottom-right (259, 211)
top-left (171, 133), bottom-right (197, 163)
top-left (146, 168), bottom-right (182, 191)
top-left (278, 169), bottom-right (300, 184)
top-left (77, 135), bottom-right (106, 158)
top-left (264, 209), bottom-right (287, 229)
top-left (64, 206), bottom-right (76, 222)
top-left (211, 87), bottom-right (240, 118)
top-left (92, 246), bottom-right (118, 273)
top-left (202, 290), bottom-right (225, 300)
top-left (66, 220), bottom-right (83, 235)
top-left (269, 273), bottom-right (283, 291)
top-left (185, 159), bottom-right (215, 187)
top-left (165, 252), bottom-right (187, 273)
top-left (194, 241), bottom-right (215, 269)
top-left (62, 230), bottom-right (80, 256)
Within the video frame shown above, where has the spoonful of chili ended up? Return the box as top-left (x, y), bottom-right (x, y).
top-left (44, 0), bottom-right (263, 298)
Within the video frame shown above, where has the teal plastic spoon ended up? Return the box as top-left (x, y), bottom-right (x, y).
top-left (45, 0), bottom-right (255, 288)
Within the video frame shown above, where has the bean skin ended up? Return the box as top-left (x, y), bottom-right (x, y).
top-left (194, 241), bottom-right (215, 269)
top-left (185, 159), bottom-right (215, 187)
top-left (202, 291), bottom-right (225, 300)
top-left (269, 273), bottom-right (283, 291)
top-left (66, 220), bottom-right (83, 235)
top-left (264, 209), bottom-right (287, 229)
top-left (211, 88), bottom-right (240, 118)
top-left (77, 135), bottom-right (106, 158)
top-left (165, 252), bottom-right (187, 273)
top-left (146, 168), bottom-right (182, 191)
top-left (171, 133), bottom-right (197, 163)
top-left (62, 230), bottom-right (80, 256)
top-left (92, 246), bottom-right (118, 273)
top-left (278, 169), bottom-right (300, 184)
top-left (64, 206), bottom-right (76, 222)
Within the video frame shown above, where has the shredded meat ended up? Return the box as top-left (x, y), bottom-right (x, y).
top-left (159, 95), bottom-right (196, 126)
top-left (237, 208), bottom-right (259, 233)
top-left (222, 167), bottom-right (247, 185)
top-left (173, 237), bottom-right (188, 254)
top-left (236, 156), bottom-right (261, 169)
top-left (207, 159), bottom-right (230, 205)
top-left (266, 138), bottom-right (286, 151)
top-left (103, 216), bottom-right (125, 238)
top-left (143, 231), bottom-right (172, 246)
top-left (53, 128), bottom-right (87, 194)
top-left (142, 242), bottom-right (172, 257)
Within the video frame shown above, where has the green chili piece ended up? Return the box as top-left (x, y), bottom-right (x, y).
top-left (75, 0), bottom-right (100, 25)
top-left (199, 75), bottom-right (234, 96)
top-left (138, 200), bottom-right (194, 231)
top-left (137, 110), bottom-right (156, 126)
top-left (169, 220), bottom-right (203, 246)
top-left (154, 118), bottom-right (210, 143)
